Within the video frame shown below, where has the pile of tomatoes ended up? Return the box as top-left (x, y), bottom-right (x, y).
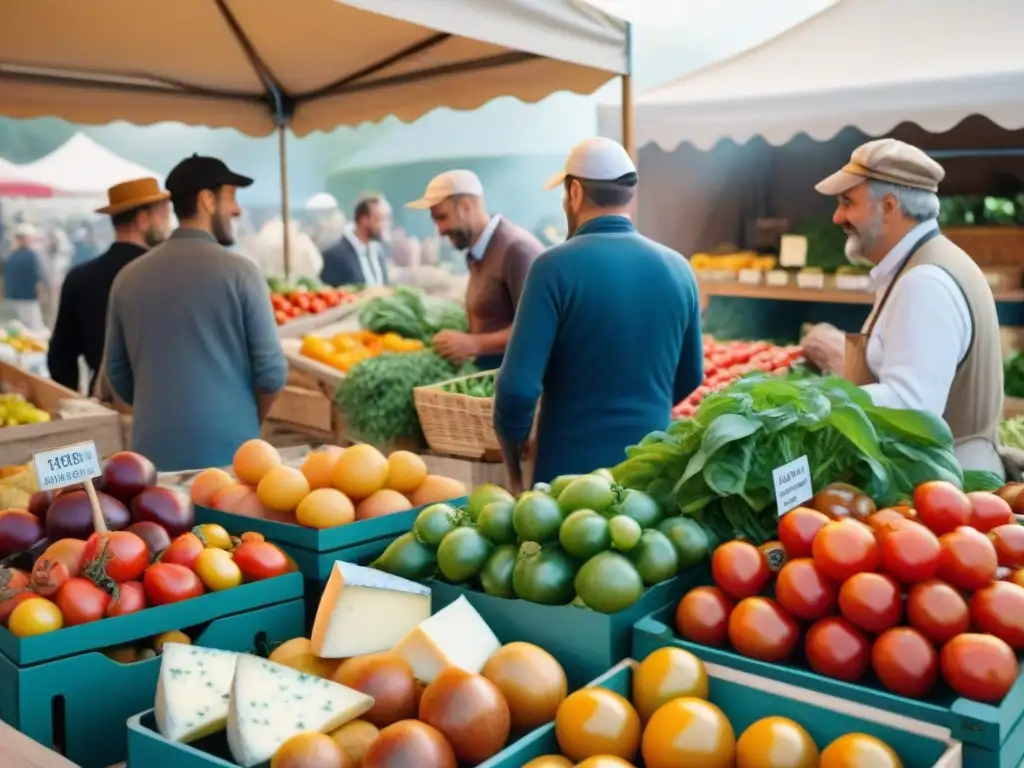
top-left (271, 288), bottom-right (357, 326)
top-left (0, 524), bottom-right (293, 638)
top-left (675, 480), bottom-right (1024, 704)
top-left (672, 339), bottom-right (804, 419)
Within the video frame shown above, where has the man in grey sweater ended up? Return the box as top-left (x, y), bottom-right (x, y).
top-left (104, 155), bottom-right (288, 471)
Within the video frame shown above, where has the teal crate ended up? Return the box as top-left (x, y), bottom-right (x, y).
top-left (196, 496), bottom-right (467, 581)
top-left (634, 605), bottom-right (1024, 768)
top-left (128, 709), bottom-right (236, 767)
top-left (428, 565), bottom-right (707, 689)
top-left (481, 659), bottom-right (960, 767)
top-left (0, 573), bottom-right (304, 768)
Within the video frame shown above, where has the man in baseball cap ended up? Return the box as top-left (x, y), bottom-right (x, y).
top-left (405, 170), bottom-right (543, 369)
top-left (493, 137), bottom-right (704, 491)
top-left (164, 154), bottom-right (253, 247)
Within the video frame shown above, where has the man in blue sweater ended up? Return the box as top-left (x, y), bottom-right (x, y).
top-left (494, 138), bottom-right (704, 490)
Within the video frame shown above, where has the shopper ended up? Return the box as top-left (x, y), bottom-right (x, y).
top-left (494, 138), bottom-right (704, 490)
top-left (320, 195), bottom-right (389, 287)
top-left (104, 154), bottom-right (288, 471)
top-left (406, 170), bottom-right (543, 369)
top-left (49, 178), bottom-right (171, 394)
top-left (3, 223), bottom-right (47, 330)
top-left (803, 139), bottom-right (1004, 475)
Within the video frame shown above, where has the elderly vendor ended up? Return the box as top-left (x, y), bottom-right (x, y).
top-left (802, 138), bottom-right (1004, 476)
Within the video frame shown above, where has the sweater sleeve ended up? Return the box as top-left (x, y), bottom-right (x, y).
top-left (494, 256), bottom-right (560, 446)
top-left (104, 284), bottom-right (134, 405)
top-left (239, 262), bottom-right (288, 394)
top-left (672, 268), bottom-right (704, 404)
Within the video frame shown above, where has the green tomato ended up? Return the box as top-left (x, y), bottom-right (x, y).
top-left (480, 544), bottom-right (518, 598)
top-left (413, 503), bottom-right (459, 547)
top-left (608, 515), bottom-right (642, 552)
top-left (574, 551), bottom-right (644, 614)
top-left (512, 543), bottom-right (578, 605)
top-left (477, 500), bottom-right (517, 545)
top-left (629, 529), bottom-right (680, 586)
top-left (512, 491), bottom-right (564, 543)
top-left (657, 516), bottom-right (711, 568)
top-left (436, 527), bottom-right (493, 582)
top-left (558, 509), bottom-right (611, 560)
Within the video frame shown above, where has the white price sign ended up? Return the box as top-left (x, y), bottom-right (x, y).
top-left (772, 455), bottom-right (813, 516)
top-left (33, 441), bottom-right (102, 491)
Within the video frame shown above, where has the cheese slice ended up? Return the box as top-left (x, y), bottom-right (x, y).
top-left (154, 643), bottom-right (239, 743)
top-left (311, 561), bottom-right (431, 658)
top-left (393, 595), bottom-right (500, 683)
top-left (226, 654), bottom-right (374, 768)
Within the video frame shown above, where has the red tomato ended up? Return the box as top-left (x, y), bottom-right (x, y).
top-left (160, 533), bottom-right (205, 570)
top-left (777, 507), bottom-right (830, 559)
top-left (143, 563), bottom-right (204, 606)
top-left (914, 481), bottom-right (971, 536)
top-left (871, 627), bottom-right (938, 699)
top-left (804, 616), bottom-right (871, 682)
top-left (711, 541), bottom-right (771, 600)
top-left (727, 597), bottom-right (799, 662)
top-left (969, 581), bottom-right (1024, 649)
top-left (866, 508), bottom-right (909, 533)
top-left (940, 634), bottom-right (1018, 703)
top-left (232, 540), bottom-right (292, 582)
top-left (675, 586), bottom-right (734, 646)
top-left (937, 526), bottom-right (998, 591)
top-left (812, 520), bottom-right (880, 583)
top-left (905, 579), bottom-right (970, 645)
top-left (0, 568), bottom-right (31, 624)
top-left (967, 492), bottom-right (1014, 533)
top-left (83, 531), bottom-right (149, 582)
top-left (106, 580), bottom-right (147, 617)
top-left (30, 558), bottom-right (69, 598)
top-left (274, 310), bottom-right (289, 325)
top-left (880, 522), bottom-right (940, 583)
top-left (989, 524), bottom-right (1024, 568)
top-left (838, 572), bottom-right (902, 634)
top-left (873, 517), bottom-right (922, 545)
top-left (56, 578), bottom-right (111, 626)
top-left (774, 558), bottom-right (837, 621)
top-left (309, 298), bottom-right (327, 314)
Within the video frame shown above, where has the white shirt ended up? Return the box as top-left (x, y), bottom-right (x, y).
top-left (469, 215), bottom-right (502, 261)
top-left (344, 228), bottom-right (384, 285)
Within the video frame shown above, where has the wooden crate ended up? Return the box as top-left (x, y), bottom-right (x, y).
top-left (0, 362), bottom-right (122, 466)
top-left (946, 227), bottom-right (1024, 267)
top-left (413, 371), bottom-right (498, 459)
top-left (266, 385), bottom-right (333, 432)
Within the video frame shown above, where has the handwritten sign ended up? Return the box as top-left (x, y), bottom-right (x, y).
top-left (772, 455), bottom-right (812, 516)
top-left (33, 441), bottom-right (101, 491)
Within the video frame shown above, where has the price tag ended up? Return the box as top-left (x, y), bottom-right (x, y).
top-left (779, 234), bottom-right (809, 268)
top-left (772, 455), bottom-right (812, 516)
top-left (33, 441), bottom-right (102, 491)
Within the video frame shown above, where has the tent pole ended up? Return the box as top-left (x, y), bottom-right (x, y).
top-left (278, 125), bottom-right (291, 278)
top-left (621, 21), bottom-right (635, 160)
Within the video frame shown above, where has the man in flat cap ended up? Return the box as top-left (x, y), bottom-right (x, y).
top-left (803, 138), bottom-right (1004, 475)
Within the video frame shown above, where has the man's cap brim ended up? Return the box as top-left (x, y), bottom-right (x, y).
top-left (543, 170), bottom-right (567, 191)
top-left (815, 169), bottom-right (866, 196)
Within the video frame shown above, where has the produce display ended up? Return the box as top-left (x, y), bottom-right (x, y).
top-left (191, 440), bottom-right (466, 529)
top-left (0, 462), bottom-right (40, 511)
top-left (674, 479), bottom-right (1024, 704)
top-left (151, 578), bottom-right (571, 768)
top-left (689, 249), bottom-right (777, 280)
top-left (0, 392), bottom-right (51, 426)
top-left (999, 416), bottom-right (1024, 451)
top-left (372, 474), bottom-right (710, 613)
top-left (268, 276), bottom-right (358, 326)
top-left (358, 286), bottom-right (468, 342)
top-left (1005, 351), bottom-right (1024, 398)
top-left (300, 330), bottom-right (424, 373)
top-left (672, 338), bottom-right (804, 418)
top-left (0, 329), bottom-right (47, 353)
top-left (520, 648), bottom-right (903, 768)
top-left (439, 371), bottom-right (495, 398)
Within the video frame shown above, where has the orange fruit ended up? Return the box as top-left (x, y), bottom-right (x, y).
top-left (482, 642), bottom-right (567, 731)
top-left (386, 451), bottom-right (428, 493)
top-left (269, 637), bottom-right (339, 679)
top-left (189, 468), bottom-right (235, 506)
top-left (642, 697), bottom-right (735, 768)
top-left (736, 716), bottom-right (819, 768)
top-left (632, 647), bottom-right (708, 721)
top-left (408, 475), bottom-right (467, 507)
top-left (209, 483), bottom-right (266, 516)
top-left (555, 687), bottom-right (640, 762)
top-left (820, 734), bottom-right (903, 768)
top-left (356, 489), bottom-right (413, 520)
top-left (577, 758), bottom-right (635, 768)
top-left (271, 732), bottom-right (350, 768)
top-left (257, 466), bottom-right (311, 512)
top-left (296, 488), bottom-right (355, 529)
top-left (332, 444), bottom-right (390, 500)
top-left (301, 446), bottom-right (345, 489)
top-left (234, 439), bottom-right (281, 485)
top-left (329, 719), bottom-right (380, 765)
top-left (523, 758), bottom-right (574, 768)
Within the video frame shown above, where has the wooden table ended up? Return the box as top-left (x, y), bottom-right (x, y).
top-left (0, 722), bottom-right (78, 768)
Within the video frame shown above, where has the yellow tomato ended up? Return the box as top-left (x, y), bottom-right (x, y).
top-left (642, 697), bottom-right (735, 768)
top-left (153, 630), bottom-right (191, 653)
top-left (194, 548), bottom-right (243, 591)
top-left (820, 734), bottom-right (903, 768)
top-left (577, 758), bottom-right (635, 768)
top-left (8, 597), bottom-right (63, 637)
top-left (196, 523), bottom-right (233, 550)
top-left (736, 717), bottom-right (820, 768)
top-left (632, 646), bottom-right (708, 721)
top-left (555, 687), bottom-right (640, 762)
top-left (523, 757), bottom-right (573, 768)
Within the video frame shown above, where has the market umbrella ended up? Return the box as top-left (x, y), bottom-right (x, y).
top-left (0, 0), bottom-right (632, 272)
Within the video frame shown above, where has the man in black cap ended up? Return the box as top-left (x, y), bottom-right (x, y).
top-left (103, 155), bottom-right (288, 471)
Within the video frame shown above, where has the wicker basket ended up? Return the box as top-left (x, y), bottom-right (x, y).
top-left (414, 371), bottom-right (499, 459)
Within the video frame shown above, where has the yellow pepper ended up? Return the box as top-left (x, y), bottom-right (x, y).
top-left (382, 332), bottom-right (424, 352)
top-left (301, 336), bottom-right (336, 365)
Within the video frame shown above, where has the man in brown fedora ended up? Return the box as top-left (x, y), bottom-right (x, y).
top-left (48, 177), bottom-right (170, 395)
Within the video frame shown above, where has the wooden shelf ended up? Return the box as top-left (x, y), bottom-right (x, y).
top-left (699, 281), bottom-right (1024, 305)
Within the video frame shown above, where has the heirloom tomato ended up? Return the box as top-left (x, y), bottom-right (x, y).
top-left (774, 558), bottom-right (837, 621)
top-left (871, 627), bottom-right (938, 698)
top-left (711, 541), bottom-right (770, 600)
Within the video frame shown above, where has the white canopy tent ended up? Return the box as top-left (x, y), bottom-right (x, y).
top-left (13, 133), bottom-right (161, 196)
top-left (610, 0), bottom-right (1024, 152)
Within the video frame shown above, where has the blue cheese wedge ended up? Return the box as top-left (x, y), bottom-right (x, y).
top-left (154, 643), bottom-right (239, 742)
top-left (226, 654), bottom-right (374, 767)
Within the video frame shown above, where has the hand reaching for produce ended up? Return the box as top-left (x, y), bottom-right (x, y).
top-left (433, 330), bottom-right (479, 365)
top-left (801, 323), bottom-right (846, 374)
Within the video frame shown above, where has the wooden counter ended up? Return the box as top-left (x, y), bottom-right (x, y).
top-left (0, 722), bottom-right (78, 768)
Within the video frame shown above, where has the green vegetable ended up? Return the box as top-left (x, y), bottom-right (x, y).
top-left (371, 532), bottom-right (436, 580)
top-left (558, 474), bottom-right (617, 515)
top-left (549, 475), bottom-right (580, 499)
top-left (442, 373), bottom-right (496, 398)
top-left (963, 469), bottom-right (1007, 493)
top-left (334, 351), bottom-right (475, 444)
top-left (591, 468), bottom-right (615, 482)
top-left (999, 415), bottom-right (1024, 450)
top-left (614, 374), bottom-right (965, 544)
top-left (413, 503), bottom-right (460, 547)
top-left (629, 530), bottom-right (679, 586)
top-left (436, 527), bottom-right (493, 582)
top-left (512, 491), bottom-right (564, 543)
top-left (574, 551), bottom-right (644, 614)
top-left (477, 500), bottom-right (517, 545)
top-left (611, 488), bottom-right (663, 528)
top-left (480, 545), bottom-right (518, 597)
top-left (658, 516), bottom-right (712, 568)
top-left (513, 543), bottom-right (578, 605)
top-left (1005, 354), bottom-right (1024, 398)
top-left (608, 515), bottom-right (642, 552)
top-left (559, 510), bottom-right (611, 560)
top-left (466, 483), bottom-right (514, 523)
top-left (358, 286), bottom-right (468, 341)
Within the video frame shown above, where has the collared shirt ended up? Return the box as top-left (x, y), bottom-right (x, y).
top-left (469, 215), bottom-right (502, 262)
top-left (3, 246), bottom-right (45, 300)
top-left (862, 218), bottom-right (972, 416)
top-left (343, 230), bottom-right (384, 285)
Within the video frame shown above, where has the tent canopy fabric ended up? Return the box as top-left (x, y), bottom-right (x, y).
top-left (13, 133), bottom-right (161, 196)
top-left (623, 0), bottom-right (1024, 152)
top-left (0, 157), bottom-right (55, 198)
top-left (0, 0), bottom-right (627, 138)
